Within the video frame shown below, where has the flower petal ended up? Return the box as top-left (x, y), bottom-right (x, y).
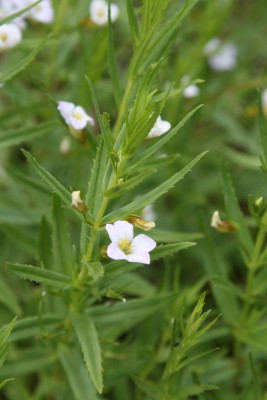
top-left (57, 101), bottom-right (75, 124)
top-left (107, 242), bottom-right (127, 260)
top-left (127, 251), bottom-right (150, 264)
top-left (106, 221), bottom-right (133, 242)
top-left (132, 234), bottom-right (156, 252)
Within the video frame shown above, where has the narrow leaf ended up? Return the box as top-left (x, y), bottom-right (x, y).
top-left (108, 2), bottom-right (122, 108)
top-left (221, 164), bottom-right (253, 255)
top-left (0, 278), bottom-right (21, 315)
top-left (70, 312), bottom-right (103, 394)
top-left (125, 0), bottom-right (140, 47)
top-left (5, 262), bottom-right (72, 289)
top-left (51, 194), bottom-right (74, 276)
top-left (22, 150), bottom-right (72, 207)
top-left (102, 151), bottom-right (207, 223)
top-left (58, 346), bottom-right (98, 400)
top-left (0, 121), bottom-right (59, 150)
top-left (126, 105), bottom-right (203, 173)
top-left (258, 90), bottom-right (267, 164)
top-left (0, 33), bottom-right (52, 82)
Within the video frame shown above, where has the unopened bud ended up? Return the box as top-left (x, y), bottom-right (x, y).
top-left (128, 215), bottom-right (156, 231)
top-left (255, 197), bottom-right (263, 207)
top-left (100, 246), bottom-right (108, 259)
top-left (71, 191), bottom-right (87, 212)
top-left (211, 211), bottom-right (238, 233)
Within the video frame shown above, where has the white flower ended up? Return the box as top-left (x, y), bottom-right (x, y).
top-left (142, 204), bottom-right (156, 222)
top-left (147, 116), bottom-right (171, 139)
top-left (26, 0), bottom-right (54, 24)
top-left (211, 210), bottom-right (222, 229)
top-left (59, 136), bottom-right (71, 155)
top-left (71, 191), bottom-right (82, 207)
top-left (106, 220), bottom-right (156, 264)
top-left (262, 89), bottom-right (267, 114)
top-left (203, 37), bottom-right (221, 56)
top-left (204, 38), bottom-right (237, 72)
top-left (0, 23), bottom-right (22, 50)
top-left (71, 190), bottom-right (87, 212)
top-left (0, 0), bottom-right (28, 29)
top-left (181, 75), bottom-right (200, 99)
top-left (57, 101), bottom-right (94, 131)
top-left (89, 0), bottom-right (119, 26)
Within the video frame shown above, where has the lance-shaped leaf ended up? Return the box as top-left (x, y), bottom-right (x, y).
top-left (125, 0), bottom-right (139, 47)
top-left (0, 0), bottom-right (40, 26)
top-left (100, 242), bottom-right (196, 286)
top-left (0, 121), bottom-right (59, 150)
top-left (125, 105), bottom-right (203, 174)
top-left (5, 262), bottom-right (72, 289)
top-left (104, 169), bottom-right (155, 199)
top-left (102, 151), bottom-right (207, 223)
top-left (22, 150), bottom-right (74, 209)
top-left (0, 277), bottom-right (21, 315)
top-left (70, 312), bottom-right (103, 394)
top-left (108, 2), bottom-right (122, 108)
top-left (10, 314), bottom-right (61, 342)
top-left (88, 293), bottom-right (176, 327)
top-left (52, 194), bottom-right (74, 276)
top-left (0, 317), bottom-right (17, 390)
top-left (258, 90), bottom-right (267, 166)
top-left (0, 33), bottom-right (51, 82)
top-left (58, 345), bottom-right (98, 400)
top-left (221, 164), bottom-right (253, 257)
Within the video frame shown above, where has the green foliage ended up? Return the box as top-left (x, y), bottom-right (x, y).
top-left (1, 0), bottom-right (267, 398)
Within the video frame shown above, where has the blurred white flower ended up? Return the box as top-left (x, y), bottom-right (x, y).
top-left (0, 23), bottom-right (22, 50)
top-left (59, 136), bottom-right (71, 155)
top-left (262, 89), bottom-right (267, 115)
top-left (27, 0), bottom-right (54, 24)
top-left (89, 0), bottom-right (119, 26)
top-left (147, 116), bottom-right (171, 139)
top-left (142, 204), bottom-right (156, 222)
top-left (203, 37), bottom-right (221, 56)
top-left (204, 38), bottom-right (237, 71)
top-left (0, 0), bottom-right (28, 29)
top-left (58, 101), bottom-right (95, 131)
top-left (106, 220), bottom-right (156, 264)
top-left (181, 75), bottom-right (200, 99)
top-left (211, 210), bottom-right (238, 233)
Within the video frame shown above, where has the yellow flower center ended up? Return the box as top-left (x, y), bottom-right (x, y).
top-left (118, 238), bottom-right (132, 255)
top-left (0, 33), bottom-right (7, 43)
top-left (73, 111), bottom-right (83, 120)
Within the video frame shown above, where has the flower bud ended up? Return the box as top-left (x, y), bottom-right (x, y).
top-left (128, 215), bottom-right (156, 231)
top-left (211, 211), bottom-right (238, 233)
top-left (71, 191), bottom-right (87, 212)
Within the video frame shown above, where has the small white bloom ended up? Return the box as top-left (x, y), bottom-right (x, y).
top-left (0, 0), bottom-right (28, 29)
top-left (211, 210), bottom-right (222, 229)
top-left (59, 136), bottom-right (71, 155)
top-left (89, 0), bottom-right (119, 26)
top-left (106, 220), bottom-right (156, 264)
top-left (203, 37), bottom-right (221, 56)
top-left (142, 204), bottom-right (156, 223)
top-left (27, 0), bottom-right (54, 24)
top-left (147, 116), bottom-right (171, 139)
top-left (0, 23), bottom-right (22, 50)
top-left (58, 101), bottom-right (94, 131)
top-left (71, 190), bottom-right (87, 212)
top-left (204, 38), bottom-right (237, 72)
top-left (262, 89), bottom-right (267, 115)
top-left (181, 76), bottom-right (200, 99)
top-left (71, 191), bottom-right (83, 207)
